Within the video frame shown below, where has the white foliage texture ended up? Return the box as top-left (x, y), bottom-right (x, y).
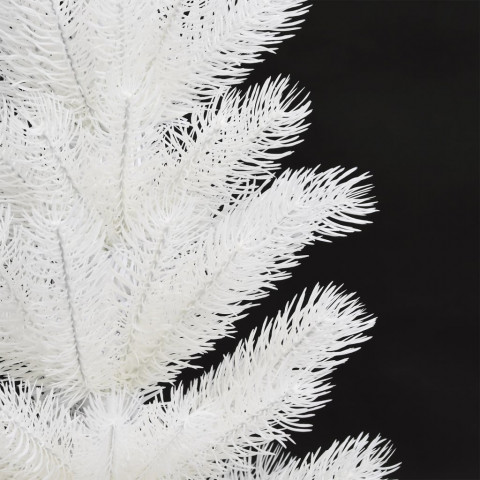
top-left (0, 0), bottom-right (400, 479)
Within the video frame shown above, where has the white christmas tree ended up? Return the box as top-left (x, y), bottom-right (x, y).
top-left (0, 1), bottom-right (400, 478)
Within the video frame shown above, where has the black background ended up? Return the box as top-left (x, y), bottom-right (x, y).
top-left (184, 2), bottom-right (479, 479)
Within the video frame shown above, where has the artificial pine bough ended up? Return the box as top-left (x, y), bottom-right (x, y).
top-left (0, 0), bottom-right (400, 478)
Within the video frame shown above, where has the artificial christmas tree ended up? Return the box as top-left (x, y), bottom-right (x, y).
top-left (0, 0), bottom-right (400, 478)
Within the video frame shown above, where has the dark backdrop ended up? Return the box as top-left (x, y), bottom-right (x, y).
top-left (185, 2), bottom-right (479, 479)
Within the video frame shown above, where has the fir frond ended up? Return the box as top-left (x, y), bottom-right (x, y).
top-left (139, 285), bottom-right (375, 477)
top-left (150, 0), bottom-right (310, 115)
top-left (153, 77), bottom-right (311, 213)
top-left (0, 202), bottom-right (118, 402)
top-left (0, 380), bottom-right (77, 479)
top-left (222, 434), bottom-right (400, 479)
top-left (0, 95), bottom-right (104, 227)
top-left (71, 390), bottom-right (151, 480)
top-left (86, 0), bottom-right (310, 122)
top-left (0, 0), bottom-right (95, 117)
